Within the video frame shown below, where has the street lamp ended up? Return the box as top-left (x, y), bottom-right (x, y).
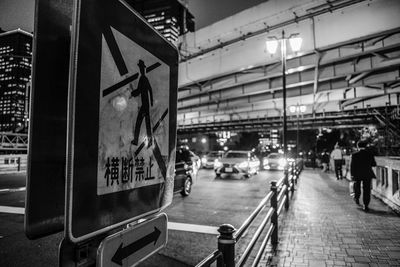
top-left (289, 104), bottom-right (306, 158)
top-left (266, 30), bottom-right (302, 162)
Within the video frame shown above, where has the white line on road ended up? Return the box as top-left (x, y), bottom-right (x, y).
top-left (0, 206), bottom-right (219, 235)
top-left (0, 206), bottom-right (25, 214)
top-left (0, 187), bottom-right (26, 193)
top-left (168, 222), bottom-right (219, 235)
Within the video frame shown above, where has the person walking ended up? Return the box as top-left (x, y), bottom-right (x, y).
top-left (350, 140), bottom-right (376, 212)
top-left (331, 143), bottom-right (343, 180)
top-left (321, 150), bottom-right (330, 172)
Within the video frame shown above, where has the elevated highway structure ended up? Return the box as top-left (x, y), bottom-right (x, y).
top-left (176, 0), bottom-right (400, 135)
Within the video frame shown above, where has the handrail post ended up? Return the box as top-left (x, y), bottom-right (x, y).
top-left (217, 224), bottom-right (236, 267)
top-left (290, 165), bottom-right (295, 195)
top-left (270, 181), bottom-right (278, 245)
top-left (291, 161), bottom-right (295, 176)
top-left (284, 168), bottom-right (289, 210)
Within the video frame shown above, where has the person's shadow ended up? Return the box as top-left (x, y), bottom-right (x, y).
top-left (357, 206), bottom-right (400, 217)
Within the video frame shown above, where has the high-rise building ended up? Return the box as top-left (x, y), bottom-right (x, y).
top-left (127, 0), bottom-right (195, 44)
top-left (0, 29), bottom-right (32, 133)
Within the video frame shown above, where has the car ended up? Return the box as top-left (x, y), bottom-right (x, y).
top-left (173, 147), bottom-right (196, 196)
top-left (177, 146), bottom-right (201, 176)
top-left (214, 150), bottom-right (260, 178)
top-left (201, 151), bottom-right (225, 169)
top-left (263, 152), bottom-right (287, 170)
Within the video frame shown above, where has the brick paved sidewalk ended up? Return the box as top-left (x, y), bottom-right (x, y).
top-left (259, 169), bottom-right (400, 267)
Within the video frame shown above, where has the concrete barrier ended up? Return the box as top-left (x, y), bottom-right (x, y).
top-left (0, 154), bottom-right (27, 173)
top-left (373, 157), bottom-right (400, 213)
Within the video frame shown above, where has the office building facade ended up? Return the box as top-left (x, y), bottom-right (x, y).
top-left (0, 29), bottom-right (32, 133)
top-left (127, 0), bottom-right (194, 44)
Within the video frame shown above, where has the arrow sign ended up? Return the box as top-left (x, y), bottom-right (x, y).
top-left (97, 213), bottom-right (167, 267)
top-left (112, 227), bottom-right (161, 265)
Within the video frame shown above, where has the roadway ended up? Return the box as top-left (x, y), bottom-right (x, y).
top-left (0, 168), bottom-right (283, 266)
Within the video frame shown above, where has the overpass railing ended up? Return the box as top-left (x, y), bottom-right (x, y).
top-left (196, 160), bottom-right (303, 267)
top-left (0, 132), bottom-right (28, 152)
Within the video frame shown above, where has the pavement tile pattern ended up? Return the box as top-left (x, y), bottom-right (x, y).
top-left (259, 169), bottom-right (400, 267)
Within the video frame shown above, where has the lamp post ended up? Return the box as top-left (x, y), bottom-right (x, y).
top-left (266, 31), bottom-right (302, 162)
top-left (289, 104), bottom-right (306, 158)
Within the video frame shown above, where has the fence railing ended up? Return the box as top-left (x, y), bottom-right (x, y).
top-left (196, 160), bottom-right (303, 267)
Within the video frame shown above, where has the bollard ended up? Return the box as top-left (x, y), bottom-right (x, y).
top-left (217, 224), bottom-right (236, 267)
top-left (284, 168), bottom-right (289, 210)
top-left (270, 181), bottom-right (278, 245)
top-left (290, 161), bottom-right (294, 176)
top-left (290, 166), bottom-right (295, 195)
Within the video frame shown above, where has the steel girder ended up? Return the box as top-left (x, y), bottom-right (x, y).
top-left (177, 28), bottom-right (400, 133)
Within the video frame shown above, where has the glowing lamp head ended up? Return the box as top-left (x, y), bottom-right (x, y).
top-left (289, 37), bottom-right (302, 52)
top-left (266, 39), bottom-right (278, 54)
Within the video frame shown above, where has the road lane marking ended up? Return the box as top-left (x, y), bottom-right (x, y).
top-left (0, 207), bottom-right (219, 235)
top-left (0, 187), bottom-right (26, 193)
top-left (168, 222), bottom-right (219, 235)
top-left (0, 206), bottom-right (25, 214)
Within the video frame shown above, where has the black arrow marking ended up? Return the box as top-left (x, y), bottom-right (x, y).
top-left (111, 227), bottom-right (161, 266)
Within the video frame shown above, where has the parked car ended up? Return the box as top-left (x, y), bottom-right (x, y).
top-left (263, 152), bottom-right (286, 170)
top-left (201, 151), bottom-right (225, 169)
top-left (173, 147), bottom-right (196, 196)
top-left (214, 150), bottom-right (259, 178)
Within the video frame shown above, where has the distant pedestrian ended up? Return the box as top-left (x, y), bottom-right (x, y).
top-left (309, 150), bottom-right (316, 169)
top-left (350, 140), bottom-right (376, 212)
top-left (331, 143), bottom-right (343, 180)
top-left (321, 150), bottom-right (330, 172)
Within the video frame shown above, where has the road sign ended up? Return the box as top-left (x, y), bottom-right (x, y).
top-left (25, 0), bottom-right (73, 239)
top-left (97, 213), bottom-right (167, 267)
top-left (65, 0), bottom-right (178, 243)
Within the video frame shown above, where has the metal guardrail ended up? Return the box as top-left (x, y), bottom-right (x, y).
top-left (0, 132), bottom-right (28, 151)
top-left (196, 161), bottom-right (303, 267)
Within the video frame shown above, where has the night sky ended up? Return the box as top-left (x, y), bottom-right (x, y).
top-left (0, 0), bottom-right (266, 32)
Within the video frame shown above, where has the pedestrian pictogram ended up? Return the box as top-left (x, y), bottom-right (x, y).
top-left (130, 60), bottom-right (154, 147)
top-left (97, 25), bottom-right (170, 196)
top-left (65, 0), bottom-right (178, 243)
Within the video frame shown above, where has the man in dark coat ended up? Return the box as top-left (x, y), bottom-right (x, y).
top-left (350, 140), bottom-right (376, 212)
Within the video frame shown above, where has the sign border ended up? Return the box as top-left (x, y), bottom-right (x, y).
top-left (66, 0), bottom-right (178, 243)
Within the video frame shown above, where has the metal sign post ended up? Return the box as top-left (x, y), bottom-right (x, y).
top-left (66, 0), bottom-right (178, 243)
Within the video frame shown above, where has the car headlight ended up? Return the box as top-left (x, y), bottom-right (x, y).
top-left (201, 157), bottom-right (207, 164)
top-left (214, 159), bottom-right (223, 168)
top-left (264, 159), bottom-right (269, 165)
top-left (238, 161), bottom-right (249, 168)
top-left (278, 158), bottom-right (287, 167)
